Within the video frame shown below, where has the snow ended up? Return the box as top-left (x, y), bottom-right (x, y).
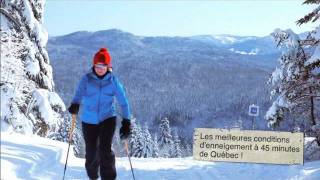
top-left (25, 56), bottom-right (41, 76)
top-left (285, 29), bottom-right (300, 49)
top-left (305, 45), bottom-right (320, 66)
top-left (0, 85), bottom-right (14, 125)
top-left (214, 35), bottom-right (238, 44)
top-left (1, 0), bottom-right (64, 135)
top-left (229, 48), bottom-right (259, 55)
top-left (213, 35), bottom-right (256, 45)
top-left (266, 28), bottom-right (308, 126)
top-left (2, 132), bottom-right (320, 180)
top-left (32, 89), bottom-right (65, 128)
top-left (22, 0), bottom-right (36, 30)
top-left (265, 101), bottom-right (278, 125)
top-left (313, 26), bottom-right (320, 40)
top-left (32, 89), bottom-right (55, 125)
top-left (305, 25), bottom-right (320, 67)
top-left (272, 29), bottom-right (299, 51)
top-left (24, 41), bottom-right (41, 76)
top-left (265, 95), bottom-right (291, 127)
top-left (48, 91), bottom-right (66, 111)
top-left (0, 84), bottom-right (33, 134)
top-left (305, 137), bottom-right (317, 144)
top-left (270, 67), bottom-right (283, 85)
top-left (22, 0), bottom-right (48, 47)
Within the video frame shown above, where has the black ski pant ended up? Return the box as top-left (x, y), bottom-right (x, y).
top-left (82, 116), bottom-right (117, 180)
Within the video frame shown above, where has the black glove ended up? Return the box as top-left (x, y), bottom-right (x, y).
top-left (120, 119), bottom-right (131, 140)
top-left (68, 103), bottom-right (80, 114)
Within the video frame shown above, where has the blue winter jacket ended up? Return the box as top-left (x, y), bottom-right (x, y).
top-left (71, 71), bottom-right (132, 124)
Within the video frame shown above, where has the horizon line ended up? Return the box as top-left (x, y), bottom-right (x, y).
top-left (47, 28), bottom-right (309, 38)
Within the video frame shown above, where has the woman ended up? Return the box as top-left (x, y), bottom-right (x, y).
top-left (68, 47), bottom-right (132, 180)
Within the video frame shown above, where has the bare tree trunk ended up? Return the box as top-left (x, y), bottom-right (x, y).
top-left (309, 87), bottom-right (320, 146)
top-left (310, 87), bottom-right (316, 126)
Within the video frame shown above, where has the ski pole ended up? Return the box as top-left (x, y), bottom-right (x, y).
top-left (124, 140), bottom-right (136, 180)
top-left (63, 114), bottom-right (77, 180)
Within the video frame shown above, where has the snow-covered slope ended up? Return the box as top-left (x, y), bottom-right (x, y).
top-left (1, 0), bottom-right (65, 136)
top-left (1, 132), bottom-right (320, 180)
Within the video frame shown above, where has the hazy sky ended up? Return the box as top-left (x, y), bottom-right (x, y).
top-left (44, 0), bottom-right (318, 37)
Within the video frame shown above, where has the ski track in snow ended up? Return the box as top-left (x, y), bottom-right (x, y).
top-left (1, 132), bottom-right (320, 180)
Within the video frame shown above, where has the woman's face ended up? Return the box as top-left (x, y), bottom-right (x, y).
top-left (94, 63), bottom-right (108, 76)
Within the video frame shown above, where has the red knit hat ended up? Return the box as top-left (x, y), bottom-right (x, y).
top-left (93, 48), bottom-right (112, 67)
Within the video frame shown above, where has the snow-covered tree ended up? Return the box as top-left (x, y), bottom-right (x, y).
top-left (266, 0), bottom-right (320, 145)
top-left (47, 113), bottom-right (84, 157)
top-left (298, 0), bottom-right (320, 147)
top-left (152, 134), bottom-right (159, 158)
top-left (266, 29), bottom-right (306, 126)
top-left (184, 143), bottom-right (193, 157)
top-left (141, 123), bottom-right (153, 158)
top-left (128, 119), bottom-right (144, 157)
top-left (266, 29), bottom-right (318, 128)
top-left (158, 117), bottom-right (173, 157)
top-left (171, 130), bottom-right (182, 158)
top-left (158, 117), bottom-right (173, 145)
top-left (296, 0), bottom-right (320, 26)
top-left (297, 0), bottom-right (320, 71)
top-left (1, 0), bottom-right (65, 136)
top-left (72, 125), bottom-right (85, 158)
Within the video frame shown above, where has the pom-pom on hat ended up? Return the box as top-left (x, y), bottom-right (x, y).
top-left (93, 48), bottom-right (112, 67)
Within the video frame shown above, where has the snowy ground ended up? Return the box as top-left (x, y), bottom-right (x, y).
top-left (1, 132), bottom-right (320, 180)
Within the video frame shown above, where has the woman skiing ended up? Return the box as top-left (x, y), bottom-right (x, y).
top-left (68, 47), bottom-right (132, 180)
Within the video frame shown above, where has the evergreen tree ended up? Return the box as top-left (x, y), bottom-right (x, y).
top-left (266, 0), bottom-right (320, 145)
top-left (297, 0), bottom-right (320, 146)
top-left (171, 130), bottom-right (182, 158)
top-left (128, 119), bottom-right (144, 157)
top-left (48, 113), bottom-right (84, 157)
top-left (152, 134), bottom-right (159, 158)
top-left (1, 0), bottom-right (65, 136)
top-left (141, 123), bottom-right (153, 158)
top-left (297, 0), bottom-right (320, 71)
top-left (158, 117), bottom-right (173, 157)
top-left (158, 117), bottom-right (173, 145)
top-left (72, 125), bottom-right (85, 158)
top-left (296, 0), bottom-right (320, 26)
top-left (185, 143), bottom-right (193, 157)
top-left (266, 29), bottom-right (306, 127)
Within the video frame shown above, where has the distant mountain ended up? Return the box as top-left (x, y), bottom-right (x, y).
top-left (48, 29), bottom-right (291, 143)
top-left (190, 34), bottom-right (278, 55)
top-left (49, 29), bottom-right (281, 58)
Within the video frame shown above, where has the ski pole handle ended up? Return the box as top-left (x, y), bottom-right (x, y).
top-left (68, 114), bottom-right (76, 142)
